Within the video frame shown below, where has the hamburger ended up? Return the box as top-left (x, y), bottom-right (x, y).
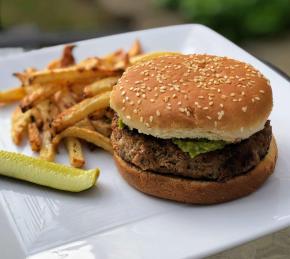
top-left (110, 54), bottom-right (277, 204)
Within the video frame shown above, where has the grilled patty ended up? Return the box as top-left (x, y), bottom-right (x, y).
top-left (111, 115), bottom-right (272, 181)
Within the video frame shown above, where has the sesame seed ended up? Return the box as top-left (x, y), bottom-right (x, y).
top-left (242, 106), bottom-right (247, 112)
top-left (217, 110), bottom-right (224, 120)
top-left (140, 117), bottom-right (144, 122)
top-left (145, 123), bottom-right (150, 128)
top-left (126, 115), bottom-right (131, 120)
top-left (203, 107), bottom-right (209, 110)
top-left (156, 110), bottom-right (161, 116)
top-left (221, 95), bottom-right (227, 99)
top-left (164, 96), bottom-right (170, 103)
top-left (230, 93), bottom-right (235, 97)
top-left (206, 116), bottom-right (212, 120)
top-left (149, 116), bottom-right (154, 122)
top-left (209, 101), bottom-right (214, 106)
top-left (255, 96), bottom-right (260, 101)
top-left (259, 90), bottom-right (265, 94)
top-left (219, 103), bottom-right (224, 108)
top-left (133, 109), bottom-right (138, 114)
top-left (198, 96), bottom-right (204, 99)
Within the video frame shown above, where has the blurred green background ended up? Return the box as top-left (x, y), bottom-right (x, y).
top-left (0, 0), bottom-right (289, 74)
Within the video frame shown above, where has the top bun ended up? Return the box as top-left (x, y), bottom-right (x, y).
top-left (110, 54), bottom-right (272, 142)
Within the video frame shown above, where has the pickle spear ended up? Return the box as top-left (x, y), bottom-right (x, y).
top-left (0, 150), bottom-right (99, 192)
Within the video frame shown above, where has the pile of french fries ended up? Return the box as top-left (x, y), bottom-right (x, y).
top-left (0, 40), bottom-right (142, 168)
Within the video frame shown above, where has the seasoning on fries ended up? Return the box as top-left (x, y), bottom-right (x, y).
top-left (1, 40), bottom-right (143, 168)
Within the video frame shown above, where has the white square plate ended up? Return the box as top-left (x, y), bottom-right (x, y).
top-left (0, 24), bottom-right (289, 259)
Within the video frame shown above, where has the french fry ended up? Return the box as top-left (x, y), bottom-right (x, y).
top-left (64, 137), bottom-right (85, 168)
top-left (103, 49), bottom-right (123, 61)
top-left (26, 64), bottom-right (115, 85)
top-left (60, 45), bottom-right (75, 67)
top-left (31, 108), bottom-right (43, 128)
top-left (88, 108), bottom-right (107, 120)
top-left (104, 107), bottom-right (114, 120)
top-left (47, 45), bottom-right (75, 69)
top-left (12, 106), bottom-right (42, 142)
top-left (0, 87), bottom-right (26, 103)
top-left (13, 67), bottom-right (37, 85)
top-left (20, 84), bottom-right (61, 112)
top-left (55, 94), bottom-right (86, 168)
top-left (83, 76), bottom-right (119, 97)
top-left (38, 100), bottom-right (58, 161)
top-left (113, 53), bottom-right (129, 70)
top-left (11, 107), bottom-right (32, 145)
top-left (53, 127), bottom-right (113, 153)
top-left (5, 41), bottom-right (144, 167)
top-left (130, 51), bottom-right (181, 65)
top-left (52, 91), bottom-right (110, 132)
top-left (47, 59), bottom-right (61, 70)
top-left (40, 130), bottom-right (56, 162)
top-left (128, 39), bottom-right (142, 57)
top-left (101, 49), bottom-right (130, 71)
top-left (28, 122), bottom-right (42, 152)
top-left (36, 100), bottom-right (53, 128)
top-left (54, 89), bottom-right (76, 111)
top-left (91, 119), bottom-right (112, 137)
top-left (68, 79), bottom-right (100, 99)
top-left (75, 117), bottom-right (95, 131)
top-left (53, 88), bottom-right (85, 168)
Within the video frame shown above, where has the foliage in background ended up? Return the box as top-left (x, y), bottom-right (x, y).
top-left (2, 0), bottom-right (105, 31)
top-left (156, 0), bottom-right (290, 41)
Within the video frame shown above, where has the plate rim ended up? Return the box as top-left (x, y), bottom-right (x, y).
top-left (0, 23), bottom-right (289, 259)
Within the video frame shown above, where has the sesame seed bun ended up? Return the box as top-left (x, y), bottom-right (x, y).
top-left (113, 136), bottom-right (277, 204)
top-left (110, 54), bottom-right (273, 142)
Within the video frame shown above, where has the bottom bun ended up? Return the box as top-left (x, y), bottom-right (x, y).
top-left (114, 136), bottom-right (278, 204)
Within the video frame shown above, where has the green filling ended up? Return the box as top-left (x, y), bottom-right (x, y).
top-left (172, 139), bottom-right (227, 158)
top-left (118, 118), bottom-right (125, 129)
top-left (118, 118), bottom-right (227, 158)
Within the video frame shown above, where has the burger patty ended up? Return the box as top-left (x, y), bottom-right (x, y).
top-left (111, 116), bottom-right (272, 181)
